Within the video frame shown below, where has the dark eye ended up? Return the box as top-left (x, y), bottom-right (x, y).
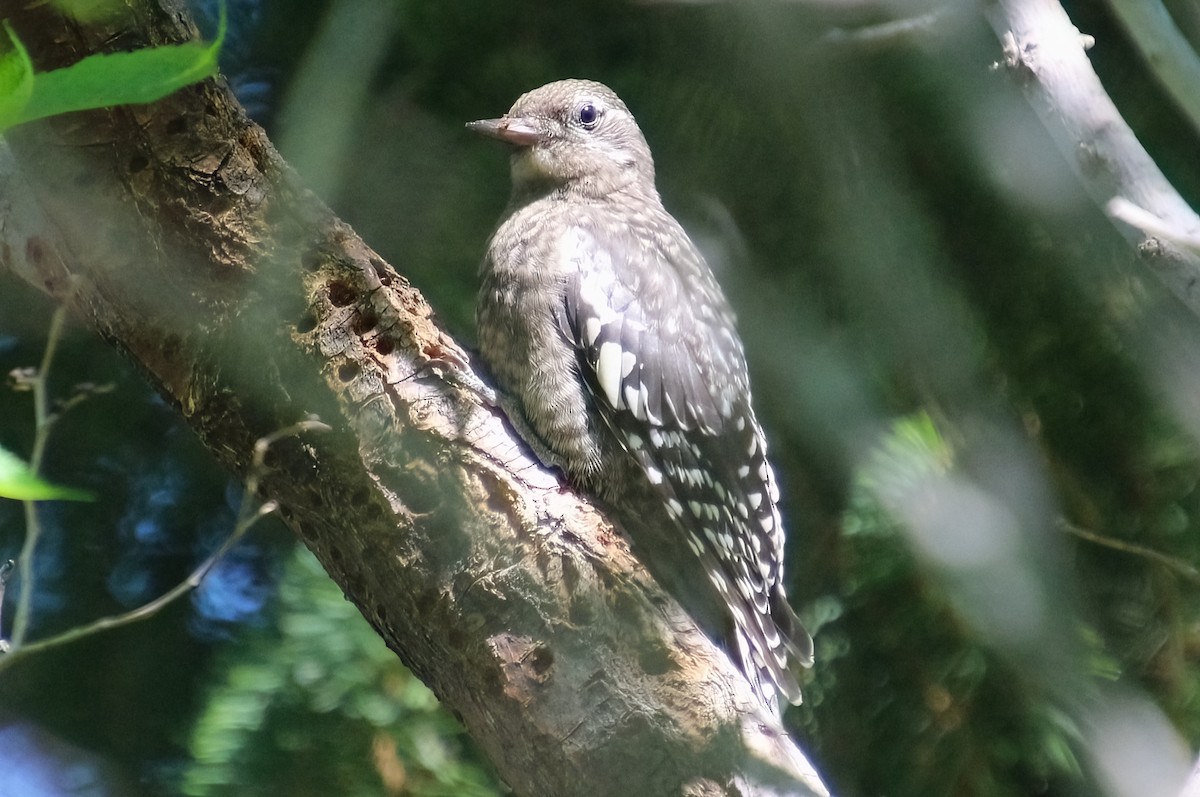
top-left (578, 102), bottom-right (600, 129)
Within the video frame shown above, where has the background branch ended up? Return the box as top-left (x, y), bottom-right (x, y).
top-left (984, 0), bottom-right (1200, 317)
top-left (11, 303), bottom-right (67, 648)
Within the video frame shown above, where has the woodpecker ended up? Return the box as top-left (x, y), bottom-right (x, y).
top-left (468, 79), bottom-right (812, 709)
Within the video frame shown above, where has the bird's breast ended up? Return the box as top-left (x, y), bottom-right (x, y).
top-left (478, 203), bottom-right (611, 480)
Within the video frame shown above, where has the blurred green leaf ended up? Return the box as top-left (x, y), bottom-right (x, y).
top-left (0, 445), bottom-right (93, 501)
top-left (856, 412), bottom-right (951, 503)
top-left (0, 3), bottom-right (224, 132)
top-left (0, 21), bottom-right (34, 130)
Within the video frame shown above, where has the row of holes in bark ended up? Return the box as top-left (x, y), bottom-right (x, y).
top-left (296, 279), bottom-right (397, 359)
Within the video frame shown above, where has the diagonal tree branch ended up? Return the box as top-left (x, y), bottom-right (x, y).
top-left (983, 0), bottom-right (1200, 317)
top-left (0, 2), bottom-right (828, 795)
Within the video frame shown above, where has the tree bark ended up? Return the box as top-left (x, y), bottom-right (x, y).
top-left (0, 2), bottom-right (829, 796)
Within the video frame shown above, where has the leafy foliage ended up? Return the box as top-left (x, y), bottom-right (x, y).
top-left (181, 547), bottom-right (502, 797)
top-left (797, 416), bottom-right (1086, 797)
top-left (0, 4), bottom-right (223, 131)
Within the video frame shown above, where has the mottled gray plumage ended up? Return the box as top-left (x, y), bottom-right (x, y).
top-left (469, 79), bottom-right (812, 709)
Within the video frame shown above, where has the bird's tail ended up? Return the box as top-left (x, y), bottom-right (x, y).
top-left (732, 586), bottom-right (813, 711)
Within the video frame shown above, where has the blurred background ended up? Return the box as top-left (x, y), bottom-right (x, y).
top-left (3, 0), bottom-right (1200, 794)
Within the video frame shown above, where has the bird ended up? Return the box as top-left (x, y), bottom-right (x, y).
top-left (468, 78), bottom-right (813, 710)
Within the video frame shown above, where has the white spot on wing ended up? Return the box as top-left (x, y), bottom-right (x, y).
top-left (596, 341), bottom-right (623, 407)
top-left (624, 384), bottom-right (641, 418)
top-left (621, 351), bottom-right (637, 377)
top-left (585, 317), bottom-right (602, 346)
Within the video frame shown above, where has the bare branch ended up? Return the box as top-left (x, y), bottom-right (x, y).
top-left (12, 302), bottom-right (69, 648)
top-left (1107, 197), bottom-right (1200, 254)
top-left (0, 419), bottom-right (327, 674)
top-left (1058, 519), bottom-right (1200, 584)
top-left (984, 0), bottom-right (1200, 317)
top-left (0, 499), bottom-right (273, 671)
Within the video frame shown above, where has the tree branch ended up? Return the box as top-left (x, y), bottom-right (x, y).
top-left (0, 2), bottom-right (828, 795)
top-left (983, 0), bottom-right (1200, 317)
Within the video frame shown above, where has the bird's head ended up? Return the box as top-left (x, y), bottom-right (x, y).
top-left (468, 79), bottom-right (656, 200)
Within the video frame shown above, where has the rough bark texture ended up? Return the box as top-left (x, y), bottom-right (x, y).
top-left (0, 2), bottom-right (828, 796)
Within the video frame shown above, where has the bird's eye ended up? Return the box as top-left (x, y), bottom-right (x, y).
top-left (578, 102), bottom-right (601, 129)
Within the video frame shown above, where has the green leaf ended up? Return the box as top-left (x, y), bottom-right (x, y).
top-left (855, 411), bottom-right (952, 503)
top-left (0, 21), bottom-right (34, 130)
top-left (0, 446), bottom-right (93, 501)
top-left (0, 2), bottom-right (225, 132)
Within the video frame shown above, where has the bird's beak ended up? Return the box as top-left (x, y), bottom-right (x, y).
top-left (466, 116), bottom-right (542, 147)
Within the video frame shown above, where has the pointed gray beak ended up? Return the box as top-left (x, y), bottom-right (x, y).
top-left (466, 116), bottom-right (542, 147)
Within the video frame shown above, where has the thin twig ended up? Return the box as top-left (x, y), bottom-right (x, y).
top-left (1059, 519), bottom-right (1200, 584)
top-left (0, 418), bottom-right (329, 673)
top-left (0, 502), bottom-right (276, 672)
top-left (0, 559), bottom-right (14, 652)
top-left (817, 7), bottom-right (951, 51)
top-left (11, 303), bottom-right (68, 648)
top-left (1107, 197), bottom-right (1200, 255)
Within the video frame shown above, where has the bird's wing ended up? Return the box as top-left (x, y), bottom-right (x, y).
top-left (553, 221), bottom-right (812, 706)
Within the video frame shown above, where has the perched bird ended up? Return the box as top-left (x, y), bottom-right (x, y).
top-left (468, 79), bottom-right (812, 709)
